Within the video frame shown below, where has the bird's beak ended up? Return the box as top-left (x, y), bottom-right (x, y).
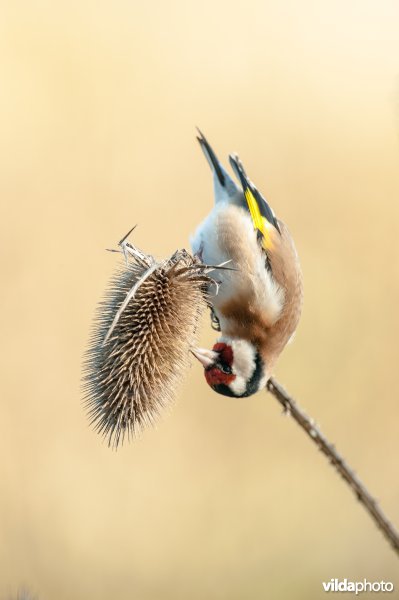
top-left (191, 347), bottom-right (218, 368)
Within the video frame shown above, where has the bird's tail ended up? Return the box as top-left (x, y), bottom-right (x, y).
top-left (196, 129), bottom-right (239, 200)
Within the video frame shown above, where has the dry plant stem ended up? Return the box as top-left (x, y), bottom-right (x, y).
top-left (267, 377), bottom-right (399, 556)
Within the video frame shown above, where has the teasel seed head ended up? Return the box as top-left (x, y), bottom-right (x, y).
top-left (83, 243), bottom-right (211, 448)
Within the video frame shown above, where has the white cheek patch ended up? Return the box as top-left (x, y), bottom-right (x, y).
top-left (229, 370), bottom-right (268, 397)
top-left (219, 338), bottom-right (258, 396)
top-left (229, 374), bottom-right (247, 396)
top-left (218, 337), bottom-right (269, 397)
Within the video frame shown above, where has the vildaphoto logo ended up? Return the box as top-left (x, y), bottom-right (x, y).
top-left (322, 579), bottom-right (394, 594)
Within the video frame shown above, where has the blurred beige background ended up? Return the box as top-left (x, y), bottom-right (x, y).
top-left (1, 1), bottom-right (399, 598)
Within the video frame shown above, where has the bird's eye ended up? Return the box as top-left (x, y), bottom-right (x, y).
top-left (218, 363), bottom-right (232, 375)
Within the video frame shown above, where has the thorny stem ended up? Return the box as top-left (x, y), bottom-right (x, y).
top-left (267, 377), bottom-right (399, 556)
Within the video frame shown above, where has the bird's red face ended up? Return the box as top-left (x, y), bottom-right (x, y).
top-left (204, 343), bottom-right (236, 387)
top-left (191, 343), bottom-right (236, 390)
top-left (191, 339), bottom-right (265, 398)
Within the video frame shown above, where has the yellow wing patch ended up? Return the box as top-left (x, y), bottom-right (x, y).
top-left (244, 188), bottom-right (274, 250)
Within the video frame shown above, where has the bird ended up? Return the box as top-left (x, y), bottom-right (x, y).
top-left (190, 131), bottom-right (303, 398)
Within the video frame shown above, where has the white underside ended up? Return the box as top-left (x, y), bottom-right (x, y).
top-left (191, 203), bottom-right (284, 332)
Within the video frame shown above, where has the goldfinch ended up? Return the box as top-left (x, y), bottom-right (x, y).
top-left (191, 131), bottom-right (303, 397)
